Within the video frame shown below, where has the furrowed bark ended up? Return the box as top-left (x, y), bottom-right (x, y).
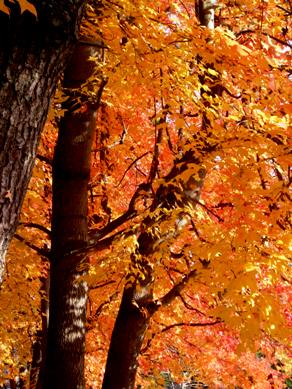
top-left (43, 43), bottom-right (104, 389)
top-left (0, 0), bottom-right (86, 285)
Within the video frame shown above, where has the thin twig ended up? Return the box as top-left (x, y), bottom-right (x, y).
top-left (161, 319), bottom-right (222, 333)
top-left (116, 151), bottom-right (150, 186)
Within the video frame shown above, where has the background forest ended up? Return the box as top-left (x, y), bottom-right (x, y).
top-left (0, 0), bottom-right (291, 388)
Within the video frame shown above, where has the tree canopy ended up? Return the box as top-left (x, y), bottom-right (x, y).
top-left (0, 0), bottom-right (291, 388)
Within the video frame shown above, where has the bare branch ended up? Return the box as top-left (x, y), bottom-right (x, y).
top-left (79, 40), bottom-right (109, 49)
top-left (91, 114), bottom-right (127, 153)
top-left (88, 208), bottom-right (135, 243)
top-left (177, 292), bottom-right (206, 316)
top-left (92, 291), bottom-right (118, 320)
top-left (276, 5), bottom-right (292, 16)
top-left (237, 29), bottom-right (292, 49)
top-left (90, 280), bottom-right (116, 290)
top-left (142, 317), bottom-right (221, 353)
top-left (148, 98), bottom-right (163, 183)
top-left (14, 234), bottom-right (49, 258)
top-left (117, 151), bottom-right (150, 187)
top-left (196, 200), bottom-right (224, 222)
top-left (148, 269), bottom-right (197, 315)
top-left (281, 274), bottom-right (292, 285)
top-left (70, 228), bottom-right (128, 257)
top-left (19, 222), bottom-right (51, 236)
top-left (160, 319), bottom-right (222, 333)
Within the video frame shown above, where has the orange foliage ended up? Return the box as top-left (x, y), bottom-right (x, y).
top-left (1, 0), bottom-right (291, 387)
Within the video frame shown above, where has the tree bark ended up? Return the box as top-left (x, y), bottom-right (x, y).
top-left (0, 0), bottom-right (86, 285)
top-left (198, 0), bottom-right (217, 29)
top-left (43, 43), bottom-right (105, 389)
top-left (102, 286), bottom-right (152, 389)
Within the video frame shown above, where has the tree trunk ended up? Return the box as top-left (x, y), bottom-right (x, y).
top-left (102, 150), bottom-right (205, 389)
top-left (102, 286), bottom-right (152, 389)
top-left (44, 43), bottom-right (104, 389)
top-left (0, 0), bottom-right (86, 285)
top-left (198, 0), bottom-right (216, 29)
top-left (103, 3), bottom-right (215, 386)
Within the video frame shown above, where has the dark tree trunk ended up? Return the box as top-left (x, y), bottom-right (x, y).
top-left (43, 43), bottom-right (104, 389)
top-left (103, 149), bottom-right (205, 389)
top-left (102, 286), bottom-right (152, 389)
top-left (0, 0), bottom-right (86, 285)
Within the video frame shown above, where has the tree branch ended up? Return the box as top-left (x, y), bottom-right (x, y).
top-left (149, 268), bottom-right (197, 315)
top-left (14, 234), bottom-right (49, 258)
top-left (93, 291), bottom-right (119, 318)
top-left (160, 319), bottom-right (222, 334)
top-left (19, 222), bottom-right (51, 236)
top-left (237, 29), bottom-right (292, 49)
top-left (117, 151), bottom-right (150, 187)
top-left (196, 200), bottom-right (224, 222)
top-left (177, 292), bottom-right (206, 316)
top-left (88, 180), bottom-right (153, 244)
top-left (148, 97), bottom-right (163, 183)
top-left (141, 318), bottom-right (222, 353)
top-left (78, 40), bottom-right (109, 49)
top-left (88, 208), bottom-right (135, 242)
top-left (90, 280), bottom-right (116, 290)
top-left (36, 154), bottom-right (53, 166)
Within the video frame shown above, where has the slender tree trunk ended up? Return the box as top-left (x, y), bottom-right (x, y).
top-left (103, 2), bottom-right (216, 386)
top-left (43, 43), bottom-right (105, 389)
top-left (0, 1), bottom-right (86, 285)
top-left (102, 286), bottom-right (152, 389)
top-left (102, 151), bottom-right (205, 389)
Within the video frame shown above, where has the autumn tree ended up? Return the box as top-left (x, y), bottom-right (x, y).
top-left (0, 0), bottom-right (86, 285)
top-left (89, 0), bottom-right (291, 387)
top-left (0, 0), bottom-right (291, 388)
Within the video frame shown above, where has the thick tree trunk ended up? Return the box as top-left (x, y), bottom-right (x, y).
top-left (43, 43), bottom-right (104, 389)
top-left (0, 1), bottom-right (86, 285)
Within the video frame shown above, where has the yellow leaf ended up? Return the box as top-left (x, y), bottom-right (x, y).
top-left (245, 263), bottom-right (260, 272)
top-left (207, 68), bottom-right (218, 77)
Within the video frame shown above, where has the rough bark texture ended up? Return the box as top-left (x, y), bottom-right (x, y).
top-left (44, 43), bottom-right (103, 389)
top-left (0, 0), bottom-right (86, 285)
